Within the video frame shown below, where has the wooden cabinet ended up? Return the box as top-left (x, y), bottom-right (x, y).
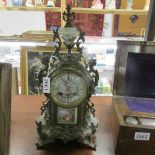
top-left (117, 0), bottom-right (148, 36)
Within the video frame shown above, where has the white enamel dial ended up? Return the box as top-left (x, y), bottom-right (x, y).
top-left (50, 72), bottom-right (87, 108)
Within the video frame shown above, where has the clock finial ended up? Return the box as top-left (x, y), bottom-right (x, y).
top-left (63, 4), bottom-right (75, 27)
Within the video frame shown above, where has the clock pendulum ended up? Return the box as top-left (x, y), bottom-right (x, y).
top-left (36, 5), bottom-right (99, 149)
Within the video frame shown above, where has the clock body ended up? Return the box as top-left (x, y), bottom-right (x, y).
top-left (46, 62), bottom-right (95, 126)
top-left (36, 5), bottom-right (98, 149)
top-left (36, 54), bottom-right (98, 149)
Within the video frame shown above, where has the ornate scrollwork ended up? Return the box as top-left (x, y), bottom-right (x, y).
top-left (53, 27), bottom-right (62, 56)
top-left (88, 58), bottom-right (99, 86)
top-left (76, 28), bottom-right (85, 57)
top-left (87, 101), bottom-right (96, 117)
top-left (37, 55), bottom-right (50, 86)
top-left (40, 99), bottom-right (49, 115)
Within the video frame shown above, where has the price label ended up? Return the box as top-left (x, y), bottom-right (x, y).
top-left (43, 77), bottom-right (50, 93)
top-left (134, 132), bottom-right (150, 141)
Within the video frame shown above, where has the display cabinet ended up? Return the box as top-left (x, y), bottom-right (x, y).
top-left (1, 36), bottom-right (147, 95)
top-left (84, 37), bottom-right (117, 95)
top-left (0, 2), bottom-right (148, 15)
top-left (114, 0), bottom-right (148, 36)
top-left (0, 0), bottom-right (150, 95)
top-left (0, 0), bottom-right (149, 39)
top-left (0, 0), bottom-right (148, 28)
top-left (0, 36), bottom-right (117, 95)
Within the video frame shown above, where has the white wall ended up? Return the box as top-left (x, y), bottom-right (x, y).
top-left (0, 11), bottom-right (46, 35)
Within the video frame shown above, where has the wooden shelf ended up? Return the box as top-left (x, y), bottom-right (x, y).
top-left (0, 6), bottom-right (61, 12)
top-left (10, 95), bottom-right (113, 155)
top-left (72, 7), bottom-right (148, 15)
top-left (0, 6), bottom-right (148, 15)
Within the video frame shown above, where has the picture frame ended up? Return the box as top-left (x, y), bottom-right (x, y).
top-left (20, 46), bottom-right (55, 95)
top-left (57, 107), bottom-right (78, 124)
top-left (20, 46), bottom-right (79, 95)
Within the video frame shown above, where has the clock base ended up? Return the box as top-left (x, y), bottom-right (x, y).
top-left (36, 139), bottom-right (96, 151)
top-left (36, 112), bottom-right (98, 150)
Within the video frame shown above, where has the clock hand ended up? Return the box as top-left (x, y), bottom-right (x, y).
top-left (72, 92), bottom-right (77, 96)
top-left (64, 80), bottom-right (70, 87)
top-left (57, 92), bottom-right (63, 96)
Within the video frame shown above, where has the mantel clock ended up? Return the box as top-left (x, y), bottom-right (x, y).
top-left (36, 5), bottom-right (99, 149)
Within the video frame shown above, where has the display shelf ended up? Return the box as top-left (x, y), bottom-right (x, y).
top-left (93, 94), bottom-right (112, 96)
top-left (0, 39), bottom-right (49, 46)
top-left (0, 6), bottom-right (148, 15)
top-left (0, 6), bottom-right (61, 12)
top-left (95, 65), bottom-right (114, 71)
top-left (72, 8), bottom-right (148, 15)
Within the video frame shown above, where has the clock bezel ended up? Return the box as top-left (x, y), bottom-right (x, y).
top-left (49, 67), bottom-right (88, 108)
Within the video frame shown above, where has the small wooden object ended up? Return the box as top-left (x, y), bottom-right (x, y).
top-left (0, 63), bottom-right (12, 155)
top-left (112, 96), bottom-right (155, 155)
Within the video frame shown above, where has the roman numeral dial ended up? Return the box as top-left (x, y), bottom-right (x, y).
top-left (50, 71), bottom-right (87, 108)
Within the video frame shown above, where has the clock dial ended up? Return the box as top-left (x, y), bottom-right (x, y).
top-left (50, 72), bottom-right (87, 108)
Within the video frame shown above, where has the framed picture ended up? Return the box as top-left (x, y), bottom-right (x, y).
top-left (20, 46), bottom-right (55, 95)
top-left (57, 107), bottom-right (78, 124)
top-left (20, 46), bottom-right (79, 95)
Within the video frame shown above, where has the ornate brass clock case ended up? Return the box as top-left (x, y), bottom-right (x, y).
top-left (50, 66), bottom-right (88, 108)
top-left (36, 5), bottom-right (99, 150)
